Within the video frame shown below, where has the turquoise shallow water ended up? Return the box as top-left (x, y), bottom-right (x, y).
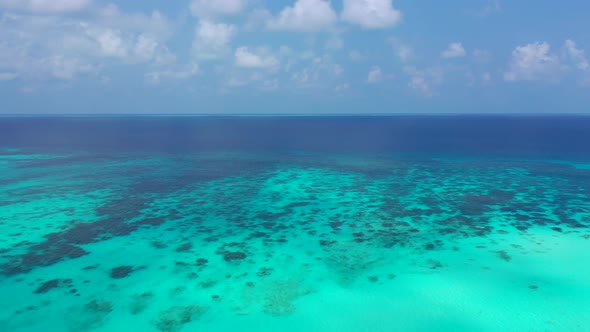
top-left (0, 148), bottom-right (589, 332)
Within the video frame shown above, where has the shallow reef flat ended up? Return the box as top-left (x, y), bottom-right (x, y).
top-left (0, 150), bottom-right (589, 332)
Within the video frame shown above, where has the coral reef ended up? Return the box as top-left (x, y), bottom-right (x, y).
top-left (262, 280), bottom-right (314, 316)
top-left (110, 266), bottom-right (136, 279)
top-left (223, 251), bottom-right (247, 262)
top-left (152, 305), bottom-right (208, 332)
top-left (129, 292), bottom-right (154, 315)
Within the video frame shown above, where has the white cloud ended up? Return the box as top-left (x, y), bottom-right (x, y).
top-left (145, 63), bottom-right (199, 84)
top-left (349, 50), bottom-right (365, 62)
top-left (441, 42), bottom-right (466, 58)
top-left (44, 55), bottom-right (97, 79)
top-left (243, 8), bottom-right (271, 31)
top-left (235, 47), bottom-right (279, 68)
top-left (397, 45), bottom-right (412, 62)
top-left (563, 39), bottom-right (588, 71)
top-left (504, 42), bottom-right (562, 81)
top-left (79, 25), bottom-right (174, 64)
top-left (291, 55), bottom-right (343, 88)
top-left (341, 0), bottom-right (402, 29)
top-left (0, 7), bottom-right (176, 81)
top-left (190, 0), bottom-right (246, 18)
top-left (468, 0), bottom-right (501, 17)
top-left (404, 66), bottom-right (443, 96)
top-left (388, 38), bottom-right (412, 62)
top-left (193, 20), bottom-right (235, 60)
top-left (267, 0), bottom-right (337, 32)
top-left (224, 71), bottom-right (279, 91)
top-left (94, 5), bottom-right (173, 40)
top-left (0, 72), bottom-right (18, 81)
top-left (0, 0), bottom-right (91, 13)
top-left (367, 66), bottom-right (382, 83)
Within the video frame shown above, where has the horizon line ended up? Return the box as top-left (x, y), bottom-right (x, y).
top-left (1, 113), bottom-right (590, 117)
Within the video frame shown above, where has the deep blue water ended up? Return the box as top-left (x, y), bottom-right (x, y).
top-left (1, 115), bottom-right (589, 159)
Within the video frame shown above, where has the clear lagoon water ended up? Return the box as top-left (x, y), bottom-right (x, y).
top-left (0, 116), bottom-right (589, 331)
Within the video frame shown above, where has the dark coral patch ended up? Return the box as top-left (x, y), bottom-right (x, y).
top-left (319, 240), bottom-right (337, 247)
top-left (256, 267), bottom-right (273, 277)
top-left (151, 241), bottom-right (168, 249)
top-left (495, 250), bottom-right (512, 262)
top-left (85, 300), bottom-right (113, 313)
top-left (82, 264), bottom-right (99, 270)
top-left (1, 197), bottom-right (170, 276)
top-left (1, 244), bottom-right (89, 276)
top-left (110, 266), bottom-right (136, 279)
top-left (199, 280), bottom-right (217, 289)
top-left (34, 279), bottom-right (61, 294)
top-left (223, 252), bottom-right (247, 262)
top-left (152, 305), bottom-right (208, 332)
top-left (427, 259), bottom-right (443, 269)
top-left (174, 243), bottom-right (193, 252)
top-left (129, 292), bottom-right (154, 315)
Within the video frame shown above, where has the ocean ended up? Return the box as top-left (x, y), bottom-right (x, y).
top-left (0, 115), bottom-right (589, 331)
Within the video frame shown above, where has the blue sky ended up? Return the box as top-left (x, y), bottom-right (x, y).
top-left (0, 0), bottom-right (589, 114)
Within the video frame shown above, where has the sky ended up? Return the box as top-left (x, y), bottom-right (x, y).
top-left (0, 0), bottom-right (589, 114)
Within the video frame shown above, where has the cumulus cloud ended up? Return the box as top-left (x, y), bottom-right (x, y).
top-left (563, 39), bottom-right (588, 71)
top-left (441, 42), bottom-right (466, 58)
top-left (267, 0), bottom-right (337, 32)
top-left (0, 0), bottom-right (91, 14)
top-left (193, 20), bottom-right (235, 60)
top-left (349, 50), bottom-right (365, 62)
top-left (397, 45), bottom-right (412, 62)
top-left (404, 66), bottom-right (443, 96)
top-left (94, 5), bottom-right (173, 40)
top-left (504, 42), bottom-right (562, 81)
top-left (291, 55), bottom-right (343, 88)
top-left (235, 47), bottom-right (278, 68)
top-left (388, 38), bottom-right (412, 62)
top-left (341, 0), bottom-right (402, 29)
top-left (145, 63), bottom-right (199, 84)
top-left (468, 0), bottom-right (501, 17)
top-left (0, 7), bottom-right (176, 81)
top-left (367, 66), bottom-right (382, 83)
top-left (190, 0), bottom-right (246, 18)
top-left (225, 71), bottom-right (278, 91)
